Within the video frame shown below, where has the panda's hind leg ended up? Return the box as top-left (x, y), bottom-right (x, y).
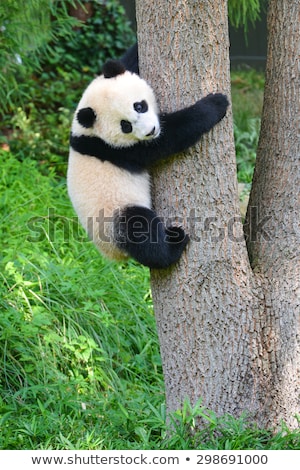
top-left (113, 206), bottom-right (189, 269)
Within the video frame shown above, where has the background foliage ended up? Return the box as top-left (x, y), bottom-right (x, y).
top-left (0, 0), bottom-right (77, 111)
top-left (1, 0), bottom-right (135, 174)
top-left (228, 0), bottom-right (266, 31)
top-left (0, 0), bottom-right (135, 114)
top-left (0, 0), bottom-right (266, 112)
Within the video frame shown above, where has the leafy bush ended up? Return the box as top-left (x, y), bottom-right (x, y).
top-left (0, 0), bottom-right (79, 112)
top-left (228, 0), bottom-right (263, 31)
top-left (30, 0), bottom-right (135, 118)
top-left (5, 104), bottom-right (71, 176)
top-left (1, 0), bottom-right (135, 174)
top-left (45, 0), bottom-right (135, 76)
top-left (235, 118), bottom-right (260, 183)
top-left (0, 1), bottom-right (135, 113)
top-left (231, 69), bottom-right (264, 183)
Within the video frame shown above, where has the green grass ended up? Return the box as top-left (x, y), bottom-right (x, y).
top-left (0, 152), bottom-right (160, 449)
top-left (231, 68), bottom-right (264, 183)
top-left (1, 151), bottom-right (299, 450)
top-left (1, 70), bottom-right (299, 450)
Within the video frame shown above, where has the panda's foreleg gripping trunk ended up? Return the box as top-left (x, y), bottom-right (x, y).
top-left (113, 206), bottom-right (189, 269)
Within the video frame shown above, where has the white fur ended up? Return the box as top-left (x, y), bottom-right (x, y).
top-left (68, 70), bottom-right (157, 260)
top-left (71, 71), bottom-right (160, 147)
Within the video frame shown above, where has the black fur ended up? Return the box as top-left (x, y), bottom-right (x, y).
top-left (71, 49), bottom-right (229, 268)
top-left (103, 59), bottom-right (126, 78)
top-left (113, 205), bottom-right (189, 269)
top-left (70, 93), bottom-right (229, 172)
top-left (120, 43), bottom-right (139, 74)
top-left (77, 107), bottom-right (96, 128)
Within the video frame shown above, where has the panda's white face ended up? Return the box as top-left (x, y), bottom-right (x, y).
top-left (72, 70), bottom-right (160, 148)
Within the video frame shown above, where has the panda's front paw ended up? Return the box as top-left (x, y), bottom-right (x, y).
top-left (203, 93), bottom-right (229, 122)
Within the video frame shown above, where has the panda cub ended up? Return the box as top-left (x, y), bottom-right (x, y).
top-left (68, 54), bottom-right (229, 269)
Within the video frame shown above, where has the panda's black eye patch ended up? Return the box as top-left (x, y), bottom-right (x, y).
top-left (121, 120), bottom-right (133, 134)
top-left (134, 100), bottom-right (148, 114)
top-left (77, 107), bottom-right (96, 128)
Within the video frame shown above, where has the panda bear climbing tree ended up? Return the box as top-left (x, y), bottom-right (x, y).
top-left (67, 48), bottom-right (229, 269)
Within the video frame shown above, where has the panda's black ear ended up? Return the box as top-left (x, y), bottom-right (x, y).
top-left (77, 107), bottom-right (96, 128)
top-left (103, 60), bottom-right (126, 78)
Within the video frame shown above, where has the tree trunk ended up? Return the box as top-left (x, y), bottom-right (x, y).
top-left (244, 0), bottom-right (300, 426)
top-left (135, 0), bottom-right (299, 429)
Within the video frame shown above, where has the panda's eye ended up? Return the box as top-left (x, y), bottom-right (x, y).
top-left (134, 100), bottom-right (148, 114)
top-left (121, 120), bottom-right (133, 134)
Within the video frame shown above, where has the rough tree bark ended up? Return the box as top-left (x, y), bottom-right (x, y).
top-left (135, 0), bottom-right (299, 429)
top-left (244, 0), bottom-right (300, 426)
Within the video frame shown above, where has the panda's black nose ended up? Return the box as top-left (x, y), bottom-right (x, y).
top-left (146, 127), bottom-right (156, 137)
